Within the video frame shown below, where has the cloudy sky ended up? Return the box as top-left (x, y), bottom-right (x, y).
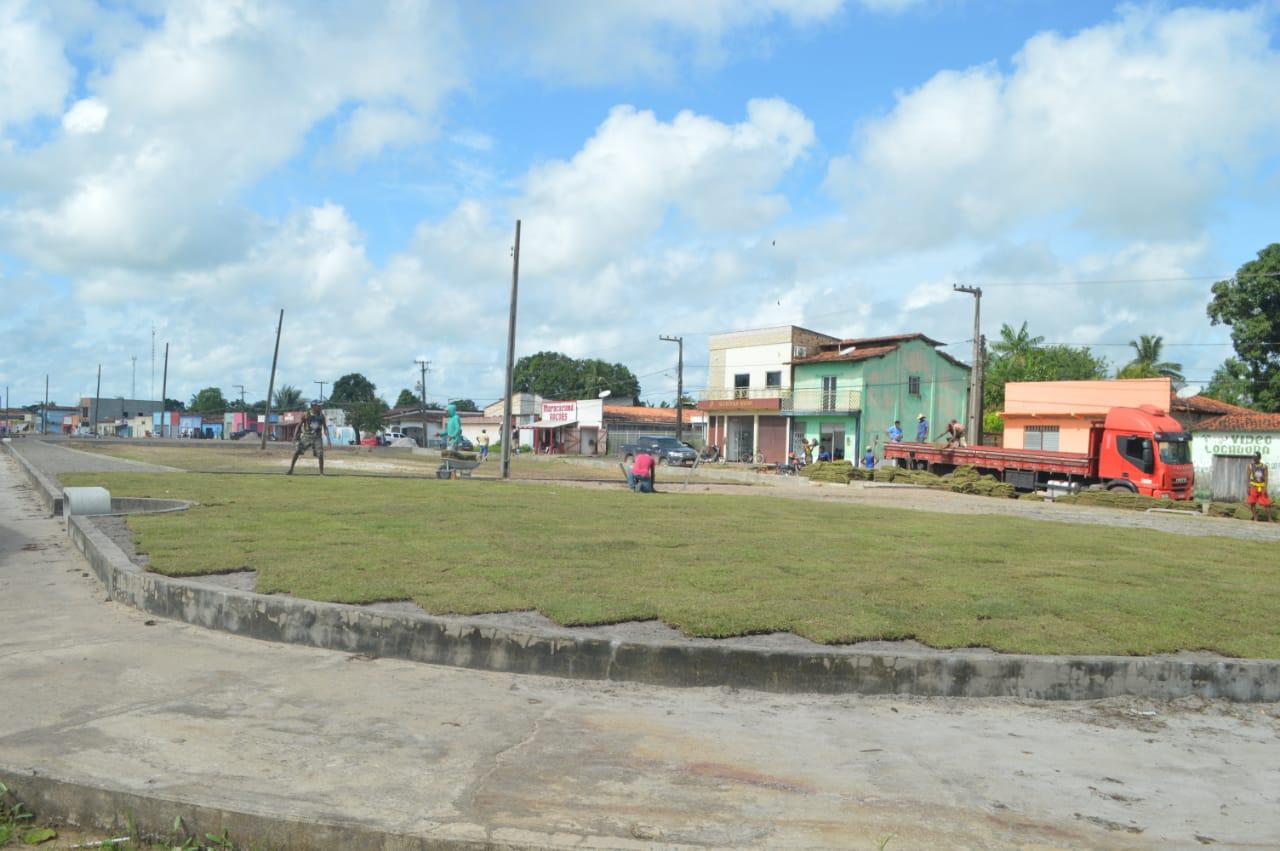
top-left (2, 0), bottom-right (1278, 410)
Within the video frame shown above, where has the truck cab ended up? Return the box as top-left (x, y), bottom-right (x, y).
top-left (1095, 405), bottom-right (1194, 499)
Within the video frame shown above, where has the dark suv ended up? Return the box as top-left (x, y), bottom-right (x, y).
top-left (620, 435), bottom-right (698, 466)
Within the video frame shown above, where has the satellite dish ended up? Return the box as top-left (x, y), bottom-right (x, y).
top-left (598, 389), bottom-right (612, 399)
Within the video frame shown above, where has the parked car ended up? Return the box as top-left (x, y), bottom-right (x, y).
top-left (229, 429), bottom-right (254, 440)
top-left (383, 431), bottom-right (410, 444)
top-left (619, 435), bottom-right (698, 466)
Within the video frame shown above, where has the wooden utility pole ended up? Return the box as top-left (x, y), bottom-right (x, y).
top-left (415, 358), bottom-right (430, 446)
top-left (92, 365), bottom-right (102, 436)
top-left (954, 285), bottom-right (983, 445)
top-left (500, 220), bottom-right (521, 480)
top-left (43, 375), bottom-right (49, 434)
top-left (659, 335), bottom-right (685, 442)
top-left (260, 310), bottom-right (284, 450)
top-left (160, 343), bottom-right (169, 437)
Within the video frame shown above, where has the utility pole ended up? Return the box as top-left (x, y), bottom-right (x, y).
top-left (261, 310), bottom-right (284, 450)
top-left (234, 384), bottom-right (246, 408)
top-left (415, 358), bottom-right (430, 447)
top-left (160, 343), bottom-right (169, 437)
top-left (314, 380), bottom-right (326, 405)
top-left (953, 285), bottom-right (984, 446)
top-left (131, 355), bottom-right (137, 398)
top-left (43, 375), bottom-right (49, 435)
top-left (659, 335), bottom-right (685, 443)
top-left (501, 219), bottom-right (521, 480)
top-left (93, 365), bottom-right (102, 437)
top-left (151, 326), bottom-right (156, 401)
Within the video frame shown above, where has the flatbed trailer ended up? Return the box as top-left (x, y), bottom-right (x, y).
top-left (883, 441), bottom-right (1094, 491)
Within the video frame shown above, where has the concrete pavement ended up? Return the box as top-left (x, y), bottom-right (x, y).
top-left (1, 454), bottom-right (1278, 848)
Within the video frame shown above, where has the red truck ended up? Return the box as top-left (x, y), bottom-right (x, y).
top-left (882, 405), bottom-right (1195, 499)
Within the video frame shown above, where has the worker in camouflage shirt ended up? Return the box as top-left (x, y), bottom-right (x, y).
top-left (288, 401), bottom-right (330, 475)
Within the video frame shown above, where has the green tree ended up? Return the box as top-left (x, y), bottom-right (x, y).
top-left (329, 373), bottom-right (378, 405)
top-left (513, 351), bottom-right (641, 400)
top-left (395, 388), bottom-right (420, 408)
top-left (188, 387), bottom-right (228, 413)
top-left (1201, 358), bottom-right (1252, 407)
top-left (452, 398), bottom-right (479, 412)
top-left (273, 384), bottom-right (303, 410)
top-left (163, 398), bottom-right (185, 412)
top-left (1207, 243), bottom-right (1280, 411)
top-left (990, 322), bottom-right (1045, 366)
top-left (349, 400), bottom-right (388, 444)
top-left (1115, 335), bottom-right (1184, 382)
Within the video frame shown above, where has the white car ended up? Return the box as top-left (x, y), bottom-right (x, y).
top-left (382, 431), bottom-right (411, 446)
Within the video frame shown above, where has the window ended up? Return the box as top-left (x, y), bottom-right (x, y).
top-left (765, 371), bottom-right (782, 388)
top-left (733, 373), bottom-right (750, 399)
top-left (1119, 435), bottom-right (1153, 472)
top-left (1158, 440), bottom-right (1191, 465)
top-left (1024, 425), bottom-right (1059, 451)
top-left (908, 375), bottom-right (921, 396)
top-left (821, 376), bottom-right (837, 411)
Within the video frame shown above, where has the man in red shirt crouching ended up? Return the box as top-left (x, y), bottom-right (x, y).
top-left (627, 450), bottom-right (656, 493)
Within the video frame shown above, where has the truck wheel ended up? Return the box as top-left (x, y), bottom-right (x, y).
top-left (1106, 481), bottom-right (1137, 494)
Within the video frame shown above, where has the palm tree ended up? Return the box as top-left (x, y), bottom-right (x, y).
top-left (273, 384), bottom-right (304, 410)
top-left (990, 322), bottom-right (1045, 366)
top-left (1117, 335), bottom-right (1184, 382)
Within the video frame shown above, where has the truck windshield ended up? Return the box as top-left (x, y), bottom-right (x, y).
top-left (1158, 440), bottom-right (1191, 465)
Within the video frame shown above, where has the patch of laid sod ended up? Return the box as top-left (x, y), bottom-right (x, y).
top-left (61, 471), bottom-right (1280, 658)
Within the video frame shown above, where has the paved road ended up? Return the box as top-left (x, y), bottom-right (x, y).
top-left (9, 438), bottom-right (178, 475)
top-left (1, 454), bottom-right (1278, 848)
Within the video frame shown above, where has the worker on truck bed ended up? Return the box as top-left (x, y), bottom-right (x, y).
top-left (1247, 452), bottom-right (1271, 521)
top-left (938, 419), bottom-right (967, 448)
top-left (916, 414), bottom-right (929, 442)
top-left (886, 420), bottom-right (903, 442)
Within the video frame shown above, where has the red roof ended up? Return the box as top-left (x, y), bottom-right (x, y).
top-left (1193, 411), bottom-right (1280, 432)
top-left (1171, 394), bottom-right (1252, 415)
top-left (793, 344), bottom-right (898, 365)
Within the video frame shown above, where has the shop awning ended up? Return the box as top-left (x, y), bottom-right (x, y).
top-left (526, 420), bottom-right (577, 429)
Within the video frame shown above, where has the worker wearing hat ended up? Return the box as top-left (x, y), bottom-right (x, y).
top-left (915, 413), bottom-right (929, 443)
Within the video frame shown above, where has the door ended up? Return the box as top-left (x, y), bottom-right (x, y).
top-left (820, 422), bottom-right (846, 460)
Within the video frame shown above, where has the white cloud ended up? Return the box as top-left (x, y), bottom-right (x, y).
top-left (61, 98), bottom-right (109, 135)
top-left (0, 0), bottom-right (73, 131)
top-left (827, 5), bottom-right (1280, 252)
top-left (489, 0), bottom-right (845, 84)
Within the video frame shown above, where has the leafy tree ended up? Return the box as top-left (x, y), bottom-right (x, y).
top-left (188, 387), bottom-right (228, 413)
top-left (513, 351), bottom-right (641, 400)
top-left (329, 372), bottom-right (378, 405)
top-left (1201, 358), bottom-right (1252, 407)
top-left (983, 328), bottom-right (1110, 413)
top-left (395, 388), bottom-right (420, 408)
top-left (273, 384), bottom-right (303, 410)
top-left (349, 401), bottom-right (388, 444)
top-left (990, 322), bottom-right (1045, 366)
top-left (1115, 335), bottom-right (1184, 382)
top-left (452, 398), bottom-right (479, 412)
top-left (163, 398), bottom-right (185, 412)
top-left (1207, 243), bottom-right (1280, 411)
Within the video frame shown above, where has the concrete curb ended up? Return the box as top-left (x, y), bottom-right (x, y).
top-left (0, 769), bottom-right (505, 850)
top-left (1, 441), bottom-right (63, 515)
top-left (64, 507), bottom-right (1280, 702)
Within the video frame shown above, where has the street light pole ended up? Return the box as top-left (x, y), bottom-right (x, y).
top-left (659, 335), bottom-right (685, 443)
top-left (953, 285), bottom-right (984, 445)
top-left (501, 219), bottom-right (521, 480)
top-left (314, 380), bottom-right (326, 405)
top-left (415, 358), bottom-right (430, 447)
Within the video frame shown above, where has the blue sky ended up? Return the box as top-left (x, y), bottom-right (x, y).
top-left (2, 0), bottom-right (1278, 410)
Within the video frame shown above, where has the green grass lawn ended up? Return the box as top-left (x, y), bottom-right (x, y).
top-left (61, 471), bottom-right (1280, 658)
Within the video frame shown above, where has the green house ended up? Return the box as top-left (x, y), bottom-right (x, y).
top-left (784, 333), bottom-right (971, 461)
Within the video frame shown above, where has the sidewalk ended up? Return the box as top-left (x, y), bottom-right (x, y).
top-left (1, 453), bottom-right (1277, 849)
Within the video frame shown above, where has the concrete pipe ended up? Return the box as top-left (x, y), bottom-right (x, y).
top-left (63, 486), bottom-right (112, 516)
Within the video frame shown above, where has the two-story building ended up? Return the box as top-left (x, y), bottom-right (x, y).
top-left (699, 325), bottom-right (838, 463)
top-left (788, 334), bottom-right (970, 461)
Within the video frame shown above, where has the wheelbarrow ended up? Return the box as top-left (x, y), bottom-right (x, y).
top-left (437, 451), bottom-right (482, 479)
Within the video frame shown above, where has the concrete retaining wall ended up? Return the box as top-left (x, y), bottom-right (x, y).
top-left (65, 510), bottom-right (1280, 702)
top-left (0, 769), bottom-right (496, 851)
top-left (1, 441), bottom-right (63, 515)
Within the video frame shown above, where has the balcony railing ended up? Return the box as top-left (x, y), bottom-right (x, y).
top-left (698, 387), bottom-right (862, 414)
top-left (781, 388), bottom-right (861, 414)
